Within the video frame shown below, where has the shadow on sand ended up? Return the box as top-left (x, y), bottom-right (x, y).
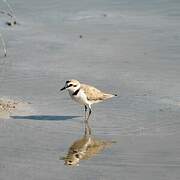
top-left (11, 115), bottom-right (80, 121)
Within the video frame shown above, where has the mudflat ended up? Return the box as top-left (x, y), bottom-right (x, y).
top-left (0, 0), bottom-right (180, 179)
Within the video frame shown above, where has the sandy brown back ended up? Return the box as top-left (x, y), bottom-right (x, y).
top-left (81, 84), bottom-right (109, 101)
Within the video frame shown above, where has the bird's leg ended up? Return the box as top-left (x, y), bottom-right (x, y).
top-left (84, 105), bottom-right (88, 121)
top-left (84, 105), bottom-right (91, 135)
top-left (84, 105), bottom-right (88, 135)
top-left (86, 106), bottom-right (92, 122)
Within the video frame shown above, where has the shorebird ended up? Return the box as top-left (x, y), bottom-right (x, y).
top-left (60, 79), bottom-right (117, 121)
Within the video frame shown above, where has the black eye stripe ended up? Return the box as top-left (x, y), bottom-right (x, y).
top-left (67, 84), bottom-right (77, 87)
top-left (68, 84), bottom-right (73, 87)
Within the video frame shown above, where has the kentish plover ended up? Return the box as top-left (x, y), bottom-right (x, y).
top-left (60, 79), bottom-right (117, 121)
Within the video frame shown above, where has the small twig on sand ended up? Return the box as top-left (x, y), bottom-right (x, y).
top-left (0, 0), bottom-right (17, 26)
top-left (0, 32), bottom-right (7, 57)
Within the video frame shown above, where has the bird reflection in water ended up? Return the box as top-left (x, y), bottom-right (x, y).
top-left (61, 121), bottom-right (115, 166)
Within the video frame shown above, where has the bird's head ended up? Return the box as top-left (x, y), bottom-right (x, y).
top-left (60, 79), bottom-right (80, 92)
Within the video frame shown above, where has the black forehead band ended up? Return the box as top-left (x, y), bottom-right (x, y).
top-left (66, 80), bottom-right (71, 84)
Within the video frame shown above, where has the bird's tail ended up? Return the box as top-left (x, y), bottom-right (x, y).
top-left (103, 93), bottom-right (117, 99)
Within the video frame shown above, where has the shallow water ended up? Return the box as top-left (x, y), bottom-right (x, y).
top-left (0, 0), bottom-right (180, 179)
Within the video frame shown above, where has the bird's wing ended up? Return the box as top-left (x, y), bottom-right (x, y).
top-left (81, 84), bottom-right (105, 101)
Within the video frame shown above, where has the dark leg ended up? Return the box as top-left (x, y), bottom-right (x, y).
top-left (86, 106), bottom-right (92, 122)
top-left (84, 105), bottom-right (88, 135)
top-left (84, 106), bottom-right (92, 135)
top-left (84, 105), bottom-right (87, 120)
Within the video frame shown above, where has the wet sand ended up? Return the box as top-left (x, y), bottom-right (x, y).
top-left (0, 0), bottom-right (180, 179)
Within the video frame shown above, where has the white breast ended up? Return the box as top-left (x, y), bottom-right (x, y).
top-left (68, 89), bottom-right (89, 105)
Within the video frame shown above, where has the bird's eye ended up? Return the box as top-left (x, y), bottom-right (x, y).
top-left (73, 85), bottom-right (77, 87)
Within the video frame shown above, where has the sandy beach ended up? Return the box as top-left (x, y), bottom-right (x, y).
top-left (0, 0), bottom-right (180, 179)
